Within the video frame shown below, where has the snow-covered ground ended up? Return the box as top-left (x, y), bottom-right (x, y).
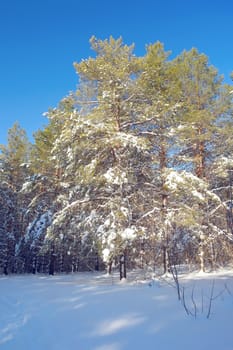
top-left (0, 268), bottom-right (233, 350)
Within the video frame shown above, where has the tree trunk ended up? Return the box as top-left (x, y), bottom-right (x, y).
top-left (195, 131), bottom-right (206, 272)
top-left (160, 142), bottom-right (170, 274)
top-left (162, 245), bottom-right (169, 274)
top-left (3, 262), bottom-right (8, 275)
top-left (107, 260), bottom-right (112, 275)
top-left (32, 257), bottom-right (37, 274)
top-left (195, 131), bottom-right (205, 179)
top-left (49, 244), bottom-right (55, 275)
top-left (95, 254), bottom-right (99, 271)
top-left (199, 234), bottom-right (205, 273)
top-left (119, 253), bottom-right (127, 280)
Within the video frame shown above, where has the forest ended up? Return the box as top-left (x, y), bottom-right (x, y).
top-left (0, 36), bottom-right (233, 278)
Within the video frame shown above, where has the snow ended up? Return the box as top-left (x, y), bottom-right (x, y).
top-left (111, 132), bottom-right (145, 150)
top-left (212, 157), bottom-right (233, 178)
top-left (24, 211), bottom-right (52, 245)
top-left (165, 169), bottom-right (206, 194)
top-left (104, 167), bottom-right (128, 185)
top-left (164, 169), bottom-right (223, 204)
top-left (20, 181), bottom-right (33, 193)
top-left (102, 248), bottom-right (111, 262)
top-left (0, 269), bottom-right (233, 350)
top-left (121, 227), bottom-right (137, 240)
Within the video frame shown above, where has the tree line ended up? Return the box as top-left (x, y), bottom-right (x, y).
top-left (0, 36), bottom-right (233, 277)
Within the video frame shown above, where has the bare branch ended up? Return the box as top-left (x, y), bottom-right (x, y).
top-left (181, 287), bottom-right (190, 316)
top-left (206, 280), bottom-right (215, 319)
top-left (191, 285), bottom-right (197, 319)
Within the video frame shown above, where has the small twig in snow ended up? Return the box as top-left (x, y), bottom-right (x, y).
top-left (191, 285), bottom-right (198, 318)
top-left (206, 280), bottom-right (215, 319)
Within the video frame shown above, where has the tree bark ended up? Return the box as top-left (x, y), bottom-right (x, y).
top-left (119, 253), bottom-right (127, 280)
top-left (49, 244), bottom-right (55, 275)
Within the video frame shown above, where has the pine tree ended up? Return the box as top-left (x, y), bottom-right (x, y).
top-left (2, 37), bottom-right (233, 276)
top-left (46, 37), bottom-right (154, 277)
top-left (17, 114), bottom-right (67, 273)
top-left (0, 184), bottom-right (18, 274)
top-left (135, 42), bottom-right (183, 272)
top-left (173, 48), bottom-right (232, 271)
top-left (0, 123), bottom-right (32, 273)
top-left (0, 122), bottom-right (31, 190)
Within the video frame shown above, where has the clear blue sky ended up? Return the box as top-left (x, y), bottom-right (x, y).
top-left (0, 0), bottom-right (232, 145)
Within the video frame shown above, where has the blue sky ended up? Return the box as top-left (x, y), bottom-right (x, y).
top-left (0, 0), bottom-right (233, 145)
